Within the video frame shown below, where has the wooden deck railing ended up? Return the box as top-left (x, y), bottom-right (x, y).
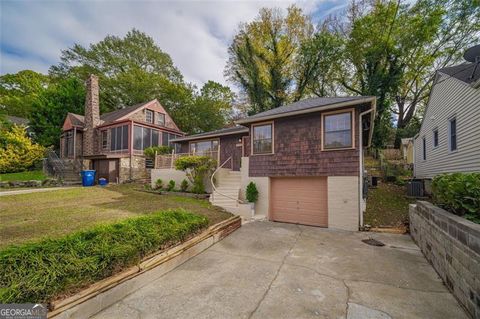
top-left (155, 151), bottom-right (219, 169)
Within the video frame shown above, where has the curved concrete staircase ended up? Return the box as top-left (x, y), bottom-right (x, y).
top-left (210, 170), bottom-right (241, 211)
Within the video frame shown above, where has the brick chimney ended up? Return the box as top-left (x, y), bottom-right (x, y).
top-left (83, 74), bottom-right (100, 156)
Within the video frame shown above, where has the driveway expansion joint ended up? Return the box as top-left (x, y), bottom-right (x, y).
top-left (247, 225), bottom-right (303, 319)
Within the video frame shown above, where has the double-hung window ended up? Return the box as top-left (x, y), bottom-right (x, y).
top-left (449, 118), bottom-right (457, 152)
top-left (323, 111), bottom-right (353, 149)
top-left (252, 123), bottom-right (273, 154)
top-left (157, 113), bottom-right (165, 126)
top-left (101, 130), bottom-right (108, 150)
top-left (145, 109), bottom-right (154, 123)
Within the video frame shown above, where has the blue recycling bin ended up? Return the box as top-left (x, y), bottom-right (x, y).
top-left (99, 178), bottom-right (108, 187)
top-left (81, 170), bottom-right (96, 187)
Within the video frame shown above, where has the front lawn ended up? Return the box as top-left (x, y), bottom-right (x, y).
top-left (0, 210), bottom-right (209, 303)
top-left (365, 182), bottom-right (415, 228)
top-left (0, 183), bottom-right (232, 248)
top-left (0, 170), bottom-right (46, 181)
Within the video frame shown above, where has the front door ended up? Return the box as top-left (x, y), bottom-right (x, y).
top-left (93, 159), bottom-right (118, 183)
top-left (232, 143), bottom-right (243, 171)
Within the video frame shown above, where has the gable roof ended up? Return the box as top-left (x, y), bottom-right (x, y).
top-left (100, 100), bottom-right (152, 124)
top-left (5, 115), bottom-right (29, 126)
top-left (64, 99), bottom-right (182, 132)
top-left (437, 63), bottom-right (480, 85)
top-left (171, 126), bottom-right (249, 142)
top-left (236, 96), bottom-right (375, 124)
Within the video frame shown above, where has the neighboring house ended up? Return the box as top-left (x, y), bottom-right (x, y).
top-left (5, 115), bottom-right (29, 127)
top-left (401, 138), bottom-right (414, 164)
top-left (155, 96), bottom-right (376, 231)
top-left (60, 75), bottom-right (183, 183)
top-left (413, 62), bottom-right (480, 182)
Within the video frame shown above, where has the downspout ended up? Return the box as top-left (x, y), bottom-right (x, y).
top-left (73, 126), bottom-right (76, 159)
top-left (358, 106), bottom-right (375, 229)
top-left (130, 121), bottom-right (134, 181)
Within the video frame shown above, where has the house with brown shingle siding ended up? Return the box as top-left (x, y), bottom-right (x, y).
top-left (166, 96), bottom-right (376, 231)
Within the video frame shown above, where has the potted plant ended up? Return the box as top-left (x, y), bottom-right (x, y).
top-left (246, 182), bottom-right (259, 217)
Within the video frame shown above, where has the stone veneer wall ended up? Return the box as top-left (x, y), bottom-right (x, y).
top-left (409, 201), bottom-right (480, 318)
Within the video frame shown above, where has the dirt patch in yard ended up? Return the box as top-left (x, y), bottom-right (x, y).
top-left (0, 183), bottom-right (232, 248)
top-left (365, 182), bottom-right (415, 228)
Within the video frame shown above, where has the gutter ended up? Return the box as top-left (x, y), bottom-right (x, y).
top-left (171, 128), bottom-right (249, 143)
top-left (358, 103), bottom-right (375, 229)
top-left (235, 97), bottom-right (376, 125)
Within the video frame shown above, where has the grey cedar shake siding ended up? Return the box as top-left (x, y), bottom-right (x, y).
top-left (414, 73), bottom-right (480, 179)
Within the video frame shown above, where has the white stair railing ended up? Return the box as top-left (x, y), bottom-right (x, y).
top-left (210, 156), bottom-right (244, 206)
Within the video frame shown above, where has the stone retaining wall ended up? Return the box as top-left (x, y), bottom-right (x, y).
top-left (409, 201), bottom-right (480, 318)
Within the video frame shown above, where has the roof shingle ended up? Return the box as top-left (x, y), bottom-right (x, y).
top-left (236, 96), bottom-right (374, 123)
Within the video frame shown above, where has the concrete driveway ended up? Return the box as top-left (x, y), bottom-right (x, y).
top-left (93, 221), bottom-right (468, 319)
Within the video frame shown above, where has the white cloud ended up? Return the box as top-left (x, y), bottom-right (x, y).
top-left (0, 0), bottom-right (341, 87)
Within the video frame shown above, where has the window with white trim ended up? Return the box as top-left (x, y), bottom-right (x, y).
top-left (145, 109), bottom-right (154, 123)
top-left (101, 130), bottom-right (108, 150)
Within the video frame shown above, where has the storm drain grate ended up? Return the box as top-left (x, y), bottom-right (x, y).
top-left (362, 238), bottom-right (385, 247)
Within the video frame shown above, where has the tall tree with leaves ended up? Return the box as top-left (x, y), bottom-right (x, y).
top-left (50, 29), bottom-right (182, 112)
top-left (334, 0), bottom-right (479, 147)
top-left (30, 78), bottom-right (85, 148)
top-left (0, 70), bottom-right (49, 118)
top-left (225, 6), bottom-right (314, 114)
top-left (50, 29), bottom-right (234, 134)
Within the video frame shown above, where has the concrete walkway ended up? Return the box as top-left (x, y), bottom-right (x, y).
top-left (0, 187), bottom-right (78, 196)
top-left (92, 221), bottom-right (468, 319)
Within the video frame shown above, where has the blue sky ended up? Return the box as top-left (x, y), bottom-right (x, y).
top-left (0, 0), bottom-right (348, 87)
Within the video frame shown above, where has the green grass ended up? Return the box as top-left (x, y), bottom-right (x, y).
top-left (0, 183), bottom-right (232, 248)
top-left (365, 182), bottom-right (415, 228)
top-left (0, 170), bottom-right (46, 181)
top-left (0, 210), bottom-right (209, 303)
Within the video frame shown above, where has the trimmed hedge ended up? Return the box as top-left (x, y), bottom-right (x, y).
top-left (0, 210), bottom-right (208, 303)
top-left (432, 173), bottom-right (480, 223)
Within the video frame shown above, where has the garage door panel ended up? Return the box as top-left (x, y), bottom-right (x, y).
top-left (270, 177), bottom-right (328, 227)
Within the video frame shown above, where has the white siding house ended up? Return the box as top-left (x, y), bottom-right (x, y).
top-left (414, 63), bottom-right (480, 179)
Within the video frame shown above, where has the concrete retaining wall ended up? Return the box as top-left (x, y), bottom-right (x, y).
top-left (409, 201), bottom-right (480, 318)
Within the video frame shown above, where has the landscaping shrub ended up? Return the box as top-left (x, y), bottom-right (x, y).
top-left (180, 179), bottom-right (189, 192)
top-left (174, 156), bottom-right (216, 194)
top-left (0, 209), bottom-right (209, 303)
top-left (143, 146), bottom-right (173, 159)
top-left (246, 182), bottom-right (259, 203)
top-left (155, 178), bottom-right (163, 190)
top-left (432, 173), bottom-right (480, 223)
top-left (0, 125), bottom-right (45, 173)
top-left (167, 180), bottom-right (176, 191)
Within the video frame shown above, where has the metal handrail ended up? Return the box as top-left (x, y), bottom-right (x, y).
top-left (210, 156), bottom-right (244, 205)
